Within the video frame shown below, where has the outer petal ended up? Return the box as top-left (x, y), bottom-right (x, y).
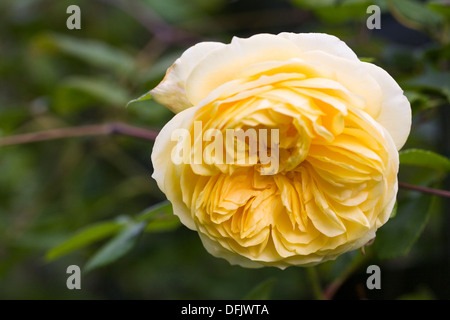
top-left (185, 33), bottom-right (303, 106)
top-left (278, 32), bottom-right (359, 61)
top-left (151, 107), bottom-right (198, 229)
top-left (361, 62), bottom-right (412, 150)
top-left (150, 41), bottom-right (225, 113)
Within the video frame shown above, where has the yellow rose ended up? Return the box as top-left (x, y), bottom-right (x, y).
top-left (149, 33), bottom-right (411, 268)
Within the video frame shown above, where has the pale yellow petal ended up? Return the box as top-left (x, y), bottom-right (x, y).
top-left (278, 32), bottom-right (359, 61)
top-left (151, 107), bottom-right (197, 229)
top-left (185, 34), bottom-right (302, 106)
top-left (150, 41), bottom-right (225, 113)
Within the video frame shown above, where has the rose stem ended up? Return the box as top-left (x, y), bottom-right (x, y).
top-left (398, 181), bottom-right (450, 198)
top-left (0, 122), bottom-right (158, 147)
top-left (306, 266), bottom-right (324, 300)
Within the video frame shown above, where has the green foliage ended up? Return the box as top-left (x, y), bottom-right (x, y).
top-left (0, 0), bottom-right (449, 300)
top-left (34, 33), bottom-right (136, 77)
top-left (405, 69), bottom-right (450, 102)
top-left (373, 194), bottom-right (434, 259)
top-left (60, 76), bottom-right (132, 107)
top-left (389, 0), bottom-right (444, 30)
top-left (243, 278), bottom-right (276, 300)
top-left (45, 200), bottom-right (179, 272)
top-left (46, 218), bottom-right (129, 261)
top-left (400, 149), bottom-right (450, 174)
top-left (84, 221), bottom-right (146, 272)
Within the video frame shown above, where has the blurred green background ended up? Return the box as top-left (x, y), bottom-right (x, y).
top-left (0, 0), bottom-right (449, 300)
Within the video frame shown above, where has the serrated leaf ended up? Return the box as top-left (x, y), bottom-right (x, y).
top-left (243, 278), bottom-right (276, 300)
top-left (46, 219), bottom-right (128, 261)
top-left (373, 194), bottom-right (433, 259)
top-left (84, 221), bottom-right (146, 272)
top-left (400, 149), bottom-right (450, 173)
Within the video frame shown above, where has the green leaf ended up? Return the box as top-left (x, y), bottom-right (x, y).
top-left (136, 201), bottom-right (180, 232)
top-left (389, 0), bottom-right (444, 31)
top-left (314, 0), bottom-right (378, 23)
top-left (145, 215), bottom-right (180, 232)
top-left (84, 221), bottom-right (146, 272)
top-left (390, 201), bottom-right (398, 218)
top-left (126, 99), bottom-right (173, 127)
top-left (397, 286), bottom-right (435, 300)
top-left (373, 194), bottom-right (433, 259)
top-left (243, 278), bottom-right (276, 300)
top-left (400, 149), bottom-right (450, 173)
top-left (403, 90), bottom-right (441, 115)
top-left (404, 70), bottom-right (450, 102)
top-left (60, 76), bottom-right (131, 107)
top-left (321, 250), bottom-right (364, 284)
top-left (136, 201), bottom-right (173, 222)
top-left (35, 33), bottom-right (136, 77)
top-left (137, 50), bottom-right (184, 84)
top-left (46, 219), bottom-right (128, 261)
top-left (126, 91), bottom-right (152, 108)
top-left (359, 57), bottom-right (376, 63)
top-left (428, 1), bottom-right (450, 20)
top-left (291, 0), bottom-right (337, 9)
top-left (142, 0), bottom-right (223, 23)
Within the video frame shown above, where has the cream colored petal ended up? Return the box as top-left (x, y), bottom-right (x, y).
top-left (278, 32), bottom-right (359, 61)
top-left (150, 41), bottom-right (225, 113)
top-left (151, 107), bottom-right (197, 229)
top-left (361, 62), bottom-right (412, 150)
top-left (185, 33), bottom-right (302, 106)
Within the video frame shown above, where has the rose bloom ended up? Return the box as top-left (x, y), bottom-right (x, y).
top-left (149, 33), bottom-right (411, 268)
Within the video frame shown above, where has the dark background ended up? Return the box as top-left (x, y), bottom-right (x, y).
top-left (0, 0), bottom-right (449, 300)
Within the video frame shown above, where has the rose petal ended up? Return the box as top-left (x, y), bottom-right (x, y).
top-left (185, 34), bottom-right (302, 106)
top-left (278, 32), bottom-right (359, 61)
top-left (300, 50), bottom-right (411, 150)
top-left (151, 107), bottom-right (198, 229)
top-left (150, 41), bottom-right (225, 113)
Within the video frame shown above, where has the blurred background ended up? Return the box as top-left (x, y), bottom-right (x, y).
top-left (0, 0), bottom-right (449, 299)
